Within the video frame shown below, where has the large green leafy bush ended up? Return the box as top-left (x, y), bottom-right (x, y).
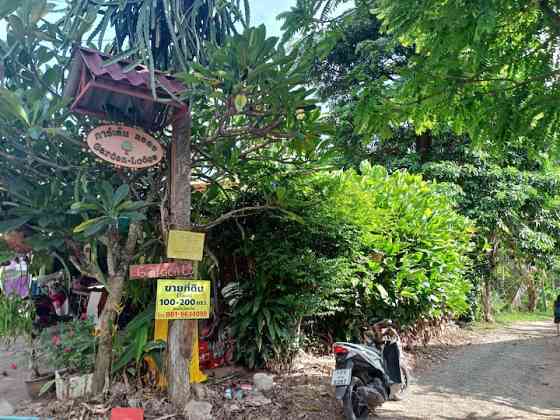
top-left (213, 164), bottom-right (473, 368)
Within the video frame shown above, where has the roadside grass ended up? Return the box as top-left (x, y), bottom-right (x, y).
top-left (472, 310), bottom-right (552, 331)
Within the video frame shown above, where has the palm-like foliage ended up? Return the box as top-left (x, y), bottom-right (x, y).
top-left (63, 0), bottom-right (249, 75)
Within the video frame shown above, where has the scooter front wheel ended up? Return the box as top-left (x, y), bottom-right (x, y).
top-left (343, 376), bottom-right (369, 420)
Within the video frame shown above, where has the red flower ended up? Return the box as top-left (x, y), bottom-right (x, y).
top-left (10, 363), bottom-right (17, 369)
top-left (52, 335), bottom-right (61, 346)
top-left (64, 347), bottom-right (72, 353)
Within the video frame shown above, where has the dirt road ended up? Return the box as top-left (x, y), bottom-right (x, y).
top-left (377, 321), bottom-right (560, 420)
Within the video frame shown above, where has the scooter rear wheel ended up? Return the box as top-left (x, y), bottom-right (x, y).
top-left (343, 376), bottom-right (369, 420)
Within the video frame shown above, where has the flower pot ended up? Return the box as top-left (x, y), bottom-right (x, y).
top-left (55, 370), bottom-right (93, 400)
top-left (24, 373), bottom-right (55, 400)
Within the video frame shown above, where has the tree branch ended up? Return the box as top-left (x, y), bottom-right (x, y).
top-left (238, 137), bottom-right (289, 159)
top-left (69, 255), bottom-right (104, 282)
top-left (125, 221), bottom-right (143, 262)
top-left (198, 205), bottom-right (279, 231)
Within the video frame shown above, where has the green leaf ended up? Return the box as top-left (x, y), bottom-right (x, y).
top-left (29, 0), bottom-right (48, 23)
top-left (0, 88), bottom-right (29, 125)
top-left (112, 184), bottom-right (129, 207)
top-left (234, 94), bottom-right (248, 112)
top-left (100, 181), bottom-right (114, 208)
top-left (143, 340), bottom-right (166, 352)
top-left (124, 304), bottom-right (155, 332)
top-left (134, 324), bottom-right (149, 364)
top-left (38, 378), bottom-right (55, 396)
top-left (102, 50), bottom-right (141, 68)
top-left (112, 344), bottom-right (136, 374)
top-left (73, 216), bottom-right (110, 234)
top-left (119, 212), bottom-right (146, 222)
top-left (83, 220), bottom-right (110, 237)
top-left (116, 200), bottom-right (148, 212)
top-left (0, 216), bottom-right (31, 233)
top-left (375, 284), bottom-right (389, 301)
top-left (69, 202), bottom-right (101, 213)
top-left (0, 0), bottom-right (22, 18)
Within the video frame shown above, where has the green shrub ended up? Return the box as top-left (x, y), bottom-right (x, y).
top-left (40, 319), bottom-right (97, 374)
top-left (213, 164), bottom-right (474, 368)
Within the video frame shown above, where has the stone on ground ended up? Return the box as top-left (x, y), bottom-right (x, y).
top-left (192, 382), bottom-right (208, 400)
top-left (253, 373), bottom-right (274, 392)
top-left (184, 400), bottom-right (213, 420)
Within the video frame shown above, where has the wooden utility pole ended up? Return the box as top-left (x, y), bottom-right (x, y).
top-left (167, 105), bottom-right (196, 403)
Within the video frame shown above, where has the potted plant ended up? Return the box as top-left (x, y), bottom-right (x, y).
top-left (0, 293), bottom-right (54, 399)
top-left (40, 318), bottom-right (97, 399)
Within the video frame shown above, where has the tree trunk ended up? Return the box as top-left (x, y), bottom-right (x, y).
top-left (519, 263), bottom-right (537, 312)
top-left (482, 276), bottom-right (494, 322)
top-left (540, 270), bottom-right (548, 312)
top-left (91, 224), bottom-right (141, 395)
top-left (527, 276), bottom-right (537, 312)
top-left (415, 131), bottom-right (432, 161)
top-left (167, 106), bottom-right (193, 405)
top-left (482, 236), bottom-right (498, 322)
top-left (92, 272), bottom-right (125, 394)
top-left (511, 284), bottom-right (527, 310)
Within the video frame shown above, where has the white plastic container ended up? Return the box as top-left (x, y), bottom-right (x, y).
top-left (55, 370), bottom-right (93, 400)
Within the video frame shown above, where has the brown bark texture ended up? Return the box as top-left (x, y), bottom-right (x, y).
top-left (482, 238), bottom-right (498, 323)
top-left (166, 106), bottom-right (193, 406)
top-left (483, 277), bottom-right (494, 323)
top-left (91, 224), bottom-right (141, 395)
top-left (92, 273), bottom-right (125, 394)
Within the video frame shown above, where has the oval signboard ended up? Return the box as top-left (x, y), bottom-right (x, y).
top-left (86, 125), bottom-right (164, 169)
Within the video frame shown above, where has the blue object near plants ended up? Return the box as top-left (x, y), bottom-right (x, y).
top-left (0, 417), bottom-right (53, 419)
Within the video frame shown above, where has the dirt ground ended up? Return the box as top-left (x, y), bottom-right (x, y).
top-left (217, 320), bottom-right (560, 420)
top-left (0, 339), bottom-right (30, 407)
top-left (377, 320), bottom-right (560, 420)
top-left (3, 320), bottom-right (560, 419)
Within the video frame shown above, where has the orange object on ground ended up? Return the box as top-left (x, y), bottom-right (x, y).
top-left (110, 408), bottom-right (144, 420)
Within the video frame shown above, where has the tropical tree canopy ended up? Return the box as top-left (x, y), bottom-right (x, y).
top-left (369, 0), bottom-right (560, 153)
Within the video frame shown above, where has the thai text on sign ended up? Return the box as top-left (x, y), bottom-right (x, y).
top-left (129, 262), bottom-right (193, 279)
top-left (167, 230), bottom-right (205, 261)
top-left (155, 279), bottom-right (211, 320)
top-left (86, 125), bottom-right (164, 168)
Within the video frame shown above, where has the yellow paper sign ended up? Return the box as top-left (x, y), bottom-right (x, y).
top-left (167, 230), bottom-right (205, 261)
top-left (156, 279), bottom-right (211, 320)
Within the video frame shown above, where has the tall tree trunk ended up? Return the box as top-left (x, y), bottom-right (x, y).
top-left (526, 273), bottom-right (537, 312)
top-left (511, 284), bottom-right (527, 310)
top-left (167, 106), bottom-right (193, 405)
top-left (92, 273), bottom-right (125, 394)
top-left (540, 269), bottom-right (548, 312)
top-left (91, 225), bottom-right (141, 395)
top-left (519, 262), bottom-right (537, 312)
top-left (482, 235), bottom-right (498, 322)
top-left (482, 277), bottom-right (494, 322)
top-left (415, 131), bottom-right (432, 162)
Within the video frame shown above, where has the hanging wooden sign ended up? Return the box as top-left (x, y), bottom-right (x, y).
top-left (155, 279), bottom-right (211, 320)
top-left (86, 125), bottom-right (164, 168)
top-left (167, 230), bottom-right (205, 261)
top-left (129, 262), bottom-right (193, 279)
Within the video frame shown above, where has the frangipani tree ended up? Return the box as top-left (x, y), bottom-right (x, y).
top-left (0, 0), bottom-right (331, 405)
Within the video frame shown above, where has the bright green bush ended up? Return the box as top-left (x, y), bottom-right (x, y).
top-left (212, 163), bottom-right (474, 368)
